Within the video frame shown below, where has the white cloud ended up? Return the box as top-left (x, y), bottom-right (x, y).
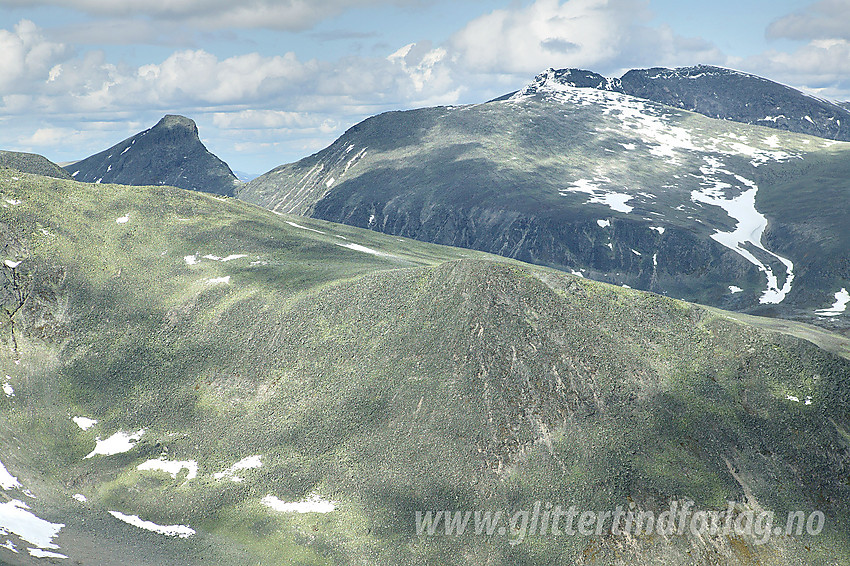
top-left (446, 0), bottom-right (725, 76)
top-left (767, 0), bottom-right (850, 41)
top-left (740, 38), bottom-right (850, 97)
top-left (748, 1), bottom-right (850, 98)
top-left (0, 20), bottom-right (71, 92)
top-left (0, 0), bottom-right (413, 31)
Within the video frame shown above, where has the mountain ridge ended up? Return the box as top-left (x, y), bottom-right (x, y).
top-left (238, 77), bottom-right (850, 332)
top-left (518, 65), bottom-right (850, 141)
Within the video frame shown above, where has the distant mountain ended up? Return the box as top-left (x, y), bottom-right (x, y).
top-left (65, 115), bottom-right (239, 196)
top-left (233, 170), bottom-right (259, 182)
top-left (524, 65), bottom-right (850, 141)
top-left (2, 170), bottom-right (850, 564)
top-left (239, 69), bottom-right (850, 331)
top-left (0, 150), bottom-right (72, 179)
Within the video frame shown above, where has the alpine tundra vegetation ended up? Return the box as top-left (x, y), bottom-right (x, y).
top-left (0, 164), bottom-right (849, 564)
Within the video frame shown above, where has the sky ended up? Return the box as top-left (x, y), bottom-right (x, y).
top-left (1, 0), bottom-right (849, 175)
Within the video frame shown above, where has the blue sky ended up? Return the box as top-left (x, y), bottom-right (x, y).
top-left (1, 0), bottom-right (848, 174)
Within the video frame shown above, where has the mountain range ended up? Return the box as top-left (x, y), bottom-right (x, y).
top-left (238, 65), bottom-right (850, 332)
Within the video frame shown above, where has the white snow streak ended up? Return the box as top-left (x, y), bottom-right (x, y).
top-left (261, 493), bottom-right (336, 514)
top-left (108, 511), bottom-right (195, 538)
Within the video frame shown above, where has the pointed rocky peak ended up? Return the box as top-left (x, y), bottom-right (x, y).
top-left (63, 115), bottom-right (238, 196)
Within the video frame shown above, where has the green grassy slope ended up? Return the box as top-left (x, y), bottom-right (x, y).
top-left (0, 151), bottom-right (72, 180)
top-left (1, 172), bottom-right (849, 565)
top-left (238, 89), bottom-right (850, 331)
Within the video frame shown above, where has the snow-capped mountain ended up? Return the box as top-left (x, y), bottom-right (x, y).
top-left (239, 68), bottom-right (850, 330)
top-left (521, 65), bottom-right (850, 141)
top-left (66, 115), bottom-right (239, 196)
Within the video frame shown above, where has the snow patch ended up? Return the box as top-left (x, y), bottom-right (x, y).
top-left (72, 494), bottom-right (86, 503)
top-left (72, 416), bottom-right (97, 430)
top-left (649, 226), bottom-right (665, 235)
top-left (0, 500), bottom-right (64, 552)
top-left (1, 539), bottom-right (16, 553)
top-left (28, 548), bottom-right (67, 559)
top-left (207, 276), bottom-right (231, 285)
top-left (785, 393), bottom-right (813, 405)
top-left (108, 511), bottom-right (195, 538)
top-left (116, 215), bottom-right (129, 224)
top-left (561, 179), bottom-right (634, 213)
top-left (4, 260), bottom-right (22, 269)
top-left (336, 242), bottom-right (392, 257)
top-left (137, 458), bottom-right (198, 480)
top-left (815, 288), bottom-right (849, 317)
top-left (184, 255), bottom-right (199, 265)
top-left (0, 460), bottom-right (21, 490)
top-left (84, 430), bottom-right (144, 458)
top-left (729, 286), bottom-right (743, 294)
top-left (325, 177), bottom-right (335, 188)
top-left (690, 157), bottom-right (794, 304)
top-left (261, 493), bottom-right (336, 514)
top-left (597, 219), bottom-right (610, 228)
top-left (200, 254), bottom-right (248, 262)
top-left (3, 378), bottom-right (13, 398)
top-left (214, 455), bottom-right (262, 482)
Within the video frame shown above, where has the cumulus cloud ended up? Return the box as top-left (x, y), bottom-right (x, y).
top-left (767, 0), bottom-right (850, 41)
top-left (0, 0), bottom-right (413, 31)
top-left (0, 20), bottom-right (71, 92)
top-left (446, 0), bottom-right (725, 76)
top-left (0, 18), bottom-right (466, 169)
top-left (733, 1), bottom-right (850, 98)
top-left (740, 38), bottom-right (850, 96)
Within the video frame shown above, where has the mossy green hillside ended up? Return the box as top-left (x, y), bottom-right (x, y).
top-left (1, 172), bottom-right (849, 565)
